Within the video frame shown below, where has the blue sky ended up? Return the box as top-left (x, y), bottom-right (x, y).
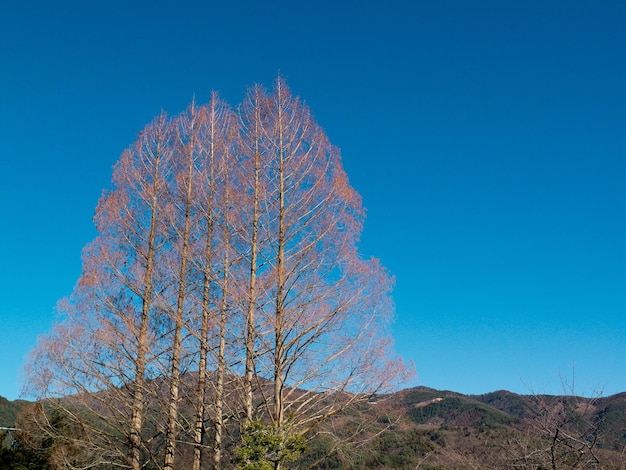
top-left (1, 0), bottom-right (624, 402)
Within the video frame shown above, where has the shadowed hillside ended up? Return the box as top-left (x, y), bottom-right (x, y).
top-left (0, 396), bottom-right (28, 428)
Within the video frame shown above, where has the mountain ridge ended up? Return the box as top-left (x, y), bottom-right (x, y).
top-left (2, 385), bottom-right (625, 468)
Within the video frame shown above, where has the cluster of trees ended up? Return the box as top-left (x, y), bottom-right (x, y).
top-left (24, 78), bottom-right (410, 469)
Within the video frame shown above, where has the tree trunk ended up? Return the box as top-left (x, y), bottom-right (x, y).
top-left (192, 99), bottom-right (218, 470)
top-left (273, 78), bottom-right (286, 430)
top-left (243, 89), bottom-right (263, 426)
top-left (128, 115), bottom-right (168, 470)
top-left (164, 104), bottom-right (198, 470)
top-left (213, 149), bottom-right (231, 470)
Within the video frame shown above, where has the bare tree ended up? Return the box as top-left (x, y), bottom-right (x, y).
top-left (507, 375), bottom-right (611, 470)
top-left (189, 92), bottom-right (232, 470)
top-left (211, 99), bottom-right (240, 469)
top-left (24, 113), bottom-right (174, 470)
top-left (234, 78), bottom-right (412, 469)
top-left (24, 78), bottom-right (412, 470)
top-left (237, 85), bottom-right (268, 427)
top-left (161, 100), bottom-right (207, 470)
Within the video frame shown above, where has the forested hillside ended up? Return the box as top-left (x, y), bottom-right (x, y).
top-left (2, 386), bottom-right (625, 469)
top-left (0, 396), bottom-right (26, 429)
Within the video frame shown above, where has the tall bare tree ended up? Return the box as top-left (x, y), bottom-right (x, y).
top-left (236, 79), bottom-right (411, 469)
top-left (237, 85), bottom-right (270, 426)
top-left (25, 113), bottom-right (174, 470)
top-left (189, 93), bottom-right (231, 470)
top-left (24, 78), bottom-right (412, 470)
top-left (210, 98), bottom-right (239, 469)
top-left (161, 100), bottom-right (206, 470)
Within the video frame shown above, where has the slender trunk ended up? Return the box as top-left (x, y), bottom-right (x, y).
top-left (244, 103), bottom-right (261, 425)
top-left (164, 110), bottom-right (196, 470)
top-left (193, 214), bottom-right (212, 470)
top-left (128, 266), bottom-right (151, 470)
top-left (215, 101), bottom-right (229, 470)
top-left (273, 81), bottom-right (286, 430)
top-left (193, 103), bottom-right (216, 470)
top-left (163, 236), bottom-right (187, 470)
top-left (213, 234), bottom-right (229, 469)
top-left (129, 143), bottom-right (163, 470)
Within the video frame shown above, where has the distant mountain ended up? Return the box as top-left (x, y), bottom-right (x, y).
top-left (2, 387), bottom-right (625, 469)
top-left (473, 389), bottom-right (535, 418)
top-left (301, 386), bottom-right (626, 468)
top-left (472, 388), bottom-right (626, 450)
top-left (378, 387), bottom-right (626, 468)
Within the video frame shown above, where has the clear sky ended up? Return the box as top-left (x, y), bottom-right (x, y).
top-left (1, 0), bottom-right (624, 402)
